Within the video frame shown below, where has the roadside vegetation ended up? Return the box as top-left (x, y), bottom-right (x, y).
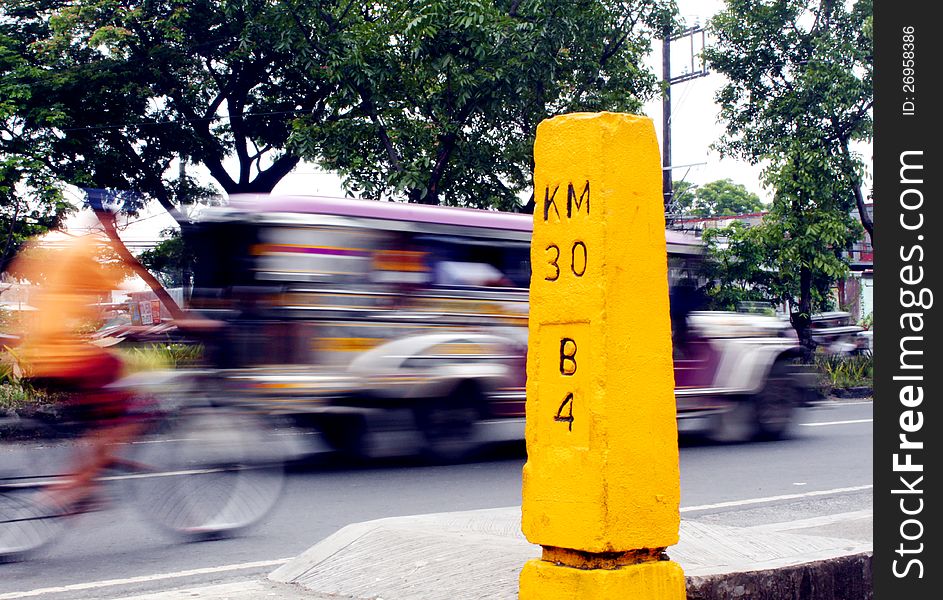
top-left (116, 343), bottom-right (204, 372)
top-left (1, 343), bottom-right (202, 414)
top-left (815, 352), bottom-right (873, 395)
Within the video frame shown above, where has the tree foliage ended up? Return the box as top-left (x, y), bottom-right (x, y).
top-left (693, 179), bottom-right (763, 217)
top-left (672, 178), bottom-right (763, 217)
top-left (2, 0), bottom-right (680, 226)
top-left (137, 228), bottom-right (193, 288)
top-left (705, 0), bottom-right (873, 241)
top-left (291, 0), bottom-right (678, 209)
top-left (0, 157), bottom-right (73, 274)
top-left (701, 222), bottom-right (775, 310)
top-left (1, 10), bottom-right (73, 273)
top-left (700, 145), bottom-right (861, 347)
top-left (702, 216), bottom-right (852, 315)
top-left (1, 0), bottom-right (367, 308)
top-left (0, 0), bottom-right (358, 221)
top-left (704, 0), bottom-right (871, 347)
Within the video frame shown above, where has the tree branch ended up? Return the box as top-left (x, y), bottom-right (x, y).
top-left (837, 134), bottom-right (873, 245)
top-left (600, 11), bottom-right (638, 65)
top-left (250, 153), bottom-right (301, 193)
top-left (169, 91), bottom-right (237, 192)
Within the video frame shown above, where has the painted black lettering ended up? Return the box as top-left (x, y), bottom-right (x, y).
top-left (545, 245), bottom-right (560, 281)
top-left (567, 181), bottom-right (590, 217)
top-left (554, 393), bottom-right (574, 431)
top-left (560, 338), bottom-right (577, 375)
top-left (543, 185), bottom-right (560, 221)
top-left (571, 241), bottom-right (587, 276)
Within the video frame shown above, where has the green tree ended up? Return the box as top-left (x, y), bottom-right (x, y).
top-left (137, 229), bottom-right (193, 289)
top-left (0, 157), bottom-right (73, 274)
top-left (669, 179), bottom-right (697, 215)
top-left (700, 143), bottom-right (860, 349)
top-left (703, 217), bottom-right (849, 318)
top-left (761, 139), bottom-right (861, 348)
top-left (292, 0), bottom-right (677, 209)
top-left (1, 0), bottom-right (359, 218)
top-left (705, 0), bottom-right (871, 348)
top-left (701, 222), bottom-right (773, 310)
top-left (1, 16), bottom-right (74, 273)
top-left (705, 0), bottom-right (873, 243)
top-left (0, 0), bottom-right (361, 310)
top-left (689, 178), bottom-right (763, 217)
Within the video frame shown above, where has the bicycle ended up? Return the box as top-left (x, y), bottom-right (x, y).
top-left (0, 370), bottom-right (286, 562)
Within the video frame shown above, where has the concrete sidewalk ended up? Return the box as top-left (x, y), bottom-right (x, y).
top-left (117, 505), bottom-right (872, 600)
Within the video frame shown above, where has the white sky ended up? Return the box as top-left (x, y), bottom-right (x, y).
top-left (66, 0), bottom-right (871, 245)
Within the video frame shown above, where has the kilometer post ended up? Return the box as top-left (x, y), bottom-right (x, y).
top-left (520, 112), bottom-right (685, 599)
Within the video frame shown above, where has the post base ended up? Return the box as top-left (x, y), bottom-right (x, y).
top-left (519, 558), bottom-right (686, 599)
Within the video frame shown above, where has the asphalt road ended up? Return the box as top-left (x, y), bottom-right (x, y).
top-left (0, 400), bottom-right (872, 599)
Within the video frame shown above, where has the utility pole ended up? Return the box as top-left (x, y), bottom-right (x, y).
top-left (662, 24), bottom-right (709, 217)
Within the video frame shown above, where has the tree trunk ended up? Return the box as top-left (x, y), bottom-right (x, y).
top-left (95, 211), bottom-right (186, 321)
top-left (792, 265), bottom-right (814, 359)
top-left (1, 200), bottom-right (21, 275)
top-left (851, 180), bottom-right (873, 246)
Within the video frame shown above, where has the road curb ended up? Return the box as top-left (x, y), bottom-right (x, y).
top-left (828, 387), bottom-right (873, 399)
top-left (686, 552), bottom-right (872, 600)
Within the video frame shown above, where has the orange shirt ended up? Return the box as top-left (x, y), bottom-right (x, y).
top-left (12, 235), bottom-right (121, 379)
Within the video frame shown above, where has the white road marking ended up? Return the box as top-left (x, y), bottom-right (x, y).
top-left (747, 509), bottom-right (873, 533)
top-left (800, 418), bottom-right (873, 427)
top-left (98, 467), bottom-right (232, 482)
top-left (680, 484), bottom-right (873, 513)
top-left (0, 558), bottom-right (292, 599)
top-left (2, 467), bottom-right (238, 488)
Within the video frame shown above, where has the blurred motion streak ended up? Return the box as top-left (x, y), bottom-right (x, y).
top-left (176, 194), bottom-right (818, 461)
top-left (1, 231), bottom-right (285, 562)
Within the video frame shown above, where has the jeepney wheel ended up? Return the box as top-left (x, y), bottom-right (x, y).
top-left (414, 382), bottom-right (482, 463)
top-left (709, 399), bottom-right (758, 444)
top-left (710, 361), bottom-right (800, 443)
top-left (319, 415), bottom-right (368, 459)
top-left (753, 361), bottom-right (800, 440)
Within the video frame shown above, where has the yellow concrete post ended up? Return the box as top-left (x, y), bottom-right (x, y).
top-left (520, 112), bottom-right (686, 599)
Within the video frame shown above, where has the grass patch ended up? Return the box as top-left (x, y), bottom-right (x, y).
top-left (1, 343), bottom-right (203, 414)
top-left (815, 352), bottom-right (873, 390)
top-left (1, 348), bottom-right (66, 413)
top-left (116, 343), bottom-right (204, 372)
top-left (0, 382), bottom-right (33, 412)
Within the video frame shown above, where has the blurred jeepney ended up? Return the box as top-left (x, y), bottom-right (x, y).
top-left (809, 311), bottom-right (869, 356)
top-left (187, 195), bottom-right (815, 457)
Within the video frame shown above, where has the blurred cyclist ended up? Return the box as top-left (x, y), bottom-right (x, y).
top-left (10, 232), bottom-right (144, 514)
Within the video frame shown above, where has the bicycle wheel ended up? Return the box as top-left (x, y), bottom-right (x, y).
top-left (0, 437), bottom-right (68, 562)
top-left (126, 407), bottom-right (284, 540)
